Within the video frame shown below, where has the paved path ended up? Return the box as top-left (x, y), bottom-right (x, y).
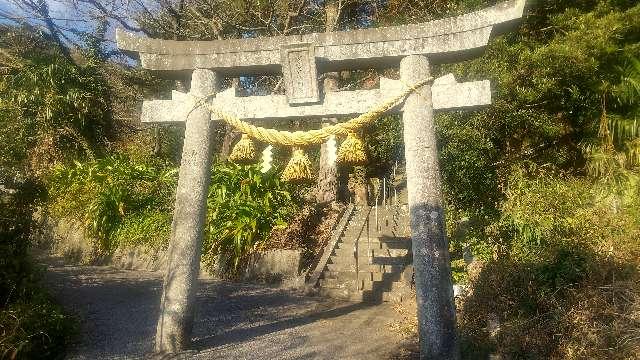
top-left (43, 259), bottom-right (410, 360)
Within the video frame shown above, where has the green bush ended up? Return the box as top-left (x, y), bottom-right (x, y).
top-left (486, 165), bottom-right (640, 260)
top-left (1, 291), bottom-right (76, 360)
top-left (47, 156), bottom-right (177, 253)
top-left (1, 182), bottom-right (75, 359)
top-left (46, 159), bottom-right (302, 275)
top-left (459, 167), bottom-right (640, 359)
top-left (203, 163), bottom-right (301, 274)
top-left (460, 248), bottom-right (639, 359)
top-left (0, 27), bottom-right (111, 176)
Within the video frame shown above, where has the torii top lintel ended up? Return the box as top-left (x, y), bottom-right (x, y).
top-left (116, 0), bottom-right (525, 74)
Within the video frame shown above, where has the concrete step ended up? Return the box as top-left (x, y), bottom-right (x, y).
top-left (323, 271), bottom-right (384, 282)
top-left (344, 221), bottom-right (402, 234)
top-left (332, 246), bottom-right (410, 258)
top-left (336, 240), bottom-right (412, 252)
top-left (329, 254), bottom-right (411, 266)
top-left (326, 262), bottom-right (408, 273)
top-left (317, 205), bottom-right (414, 304)
top-left (320, 278), bottom-right (360, 289)
top-left (320, 285), bottom-right (411, 303)
top-left (365, 277), bottom-right (412, 292)
top-left (319, 287), bottom-right (365, 302)
top-left (326, 263), bottom-right (382, 273)
top-left (342, 228), bottom-right (410, 239)
top-left (320, 275), bottom-right (403, 290)
top-left (337, 236), bottom-right (412, 247)
top-left (344, 217), bottom-right (407, 228)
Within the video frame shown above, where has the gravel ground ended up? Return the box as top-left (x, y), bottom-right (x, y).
top-left (42, 258), bottom-right (411, 360)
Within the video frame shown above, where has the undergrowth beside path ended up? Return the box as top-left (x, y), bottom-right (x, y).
top-left (46, 157), bottom-right (304, 276)
top-left (1, 183), bottom-right (76, 359)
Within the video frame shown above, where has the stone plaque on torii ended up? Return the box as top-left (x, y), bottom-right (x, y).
top-left (117, 1), bottom-right (525, 358)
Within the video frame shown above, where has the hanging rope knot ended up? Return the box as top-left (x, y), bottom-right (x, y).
top-left (399, 77), bottom-right (435, 103)
top-left (229, 134), bottom-right (257, 164)
top-left (337, 132), bottom-right (367, 166)
top-left (187, 76), bottom-right (433, 147)
top-left (281, 147), bottom-right (314, 183)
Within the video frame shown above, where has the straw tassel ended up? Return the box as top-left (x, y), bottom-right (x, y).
top-left (229, 134), bottom-right (257, 164)
top-left (337, 132), bottom-right (367, 166)
top-left (282, 147), bottom-right (313, 183)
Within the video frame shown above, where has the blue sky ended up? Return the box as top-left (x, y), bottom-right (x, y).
top-left (1, 0), bottom-right (82, 23)
top-left (0, 0), bottom-right (122, 46)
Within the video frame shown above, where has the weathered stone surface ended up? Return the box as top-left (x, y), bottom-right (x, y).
top-left (32, 211), bottom-right (98, 264)
top-left (281, 43), bottom-right (320, 104)
top-left (401, 55), bottom-right (459, 359)
top-left (244, 250), bottom-right (303, 281)
top-left (141, 74), bottom-right (490, 124)
top-left (116, 0), bottom-right (525, 72)
top-left (32, 210), bottom-right (215, 275)
top-left (111, 246), bottom-right (168, 272)
top-left (306, 204), bottom-right (353, 289)
top-left (155, 69), bottom-right (218, 353)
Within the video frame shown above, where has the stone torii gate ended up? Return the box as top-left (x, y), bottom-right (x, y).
top-left (117, 1), bottom-right (525, 358)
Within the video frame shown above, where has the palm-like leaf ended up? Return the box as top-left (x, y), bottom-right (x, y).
top-left (613, 57), bottom-right (640, 106)
top-left (203, 163), bottom-right (300, 275)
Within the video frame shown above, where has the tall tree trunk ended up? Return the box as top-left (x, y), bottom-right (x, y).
top-left (315, 0), bottom-right (341, 204)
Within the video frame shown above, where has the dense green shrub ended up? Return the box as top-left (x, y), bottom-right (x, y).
top-left (47, 159), bottom-right (301, 274)
top-left (0, 27), bottom-right (111, 177)
top-left (436, 0), bottom-right (640, 250)
top-left (1, 183), bottom-right (75, 359)
top-left (458, 168), bottom-right (640, 359)
top-left (1, 291), bottom-right (76, 360)
top-left (203, 163), bottom-right (301, 274)
top-left (47, 156), bottom-right (177, 253)
top-left (436, 4), bottom-right (640, 356)
top-left (460, 251), bottom-right (638, 359)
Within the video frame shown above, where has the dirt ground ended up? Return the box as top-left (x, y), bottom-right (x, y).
top-left (42, 258), bottom-right (415, 360)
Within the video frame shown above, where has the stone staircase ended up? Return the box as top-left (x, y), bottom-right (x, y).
top-left (318, 201), bottom-right (415, 302)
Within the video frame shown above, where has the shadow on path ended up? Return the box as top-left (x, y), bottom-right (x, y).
top-left (193, 301), bottom-right (373, 349)
top-left (42, 258), bottom-right (406, 360)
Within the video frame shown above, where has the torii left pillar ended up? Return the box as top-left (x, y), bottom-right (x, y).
top-left (155, 69), bottom-right (218, 353)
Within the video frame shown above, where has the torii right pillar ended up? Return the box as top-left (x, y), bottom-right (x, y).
top-left (401, 55), bottom-right (459, 359)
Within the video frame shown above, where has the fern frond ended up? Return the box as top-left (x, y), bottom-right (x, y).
top-left (584, 147), bottom-right (616, 178)
top-left (609, 114), bottom-right (640, 144)
top-left (613, 56), bottom-right (640, 106)
top-left (626, 138), bottom-right (640, 167)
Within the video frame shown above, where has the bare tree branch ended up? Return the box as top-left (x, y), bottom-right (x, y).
top-left (11, 0), bottom-right (74, 62)
top-left (72, 0), bottom-right (150, 35)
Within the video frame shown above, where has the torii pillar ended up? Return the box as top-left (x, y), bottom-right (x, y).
top-left (401, 56), bottom-right (457, 358)
top-left (155, 69), bottom-right (218, 352)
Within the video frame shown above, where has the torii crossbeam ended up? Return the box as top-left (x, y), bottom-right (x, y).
top-left (117, 1), bottom-right (526, 358)
top-left (142, 74), bottom-right (490, 123)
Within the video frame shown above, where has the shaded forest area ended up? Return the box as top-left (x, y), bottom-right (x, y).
top-left (1, 0), bottom-right (639, 358)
